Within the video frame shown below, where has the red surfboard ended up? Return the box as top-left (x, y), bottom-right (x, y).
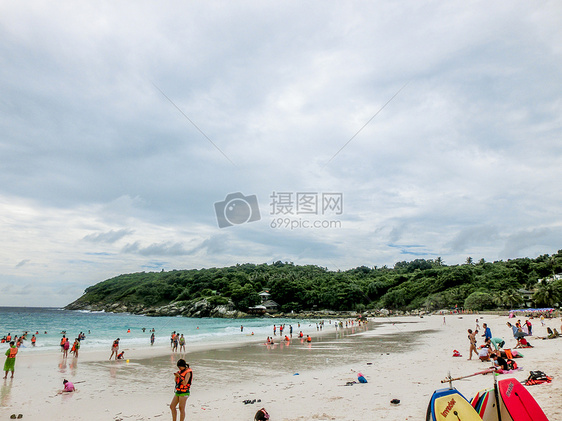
top-left (498, 378), bottom-right (549, 421)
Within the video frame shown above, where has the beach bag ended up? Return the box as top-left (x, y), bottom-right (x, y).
top-left (357, 373), bottom-right (368, 383)
top-left (506, 359), bottom-right (518, 370)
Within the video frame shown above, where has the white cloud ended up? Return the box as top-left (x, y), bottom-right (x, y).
top-left (0, 0), bottom-right (561, 305)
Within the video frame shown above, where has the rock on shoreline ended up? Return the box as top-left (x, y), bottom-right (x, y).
top-left (64, 298), bottom-right (366, 319)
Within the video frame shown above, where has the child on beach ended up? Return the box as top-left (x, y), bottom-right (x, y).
top-left (3, 341), bottom-right (17, 379)
top-left (170, 359), bottom-right (192, 421)
top-left (71, 339), bottom-right (80, 357)
top-left (61, 379), bottom-right (75, 393)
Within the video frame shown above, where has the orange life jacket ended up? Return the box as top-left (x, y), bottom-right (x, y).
top-left (8, 347), bottom-right (18, 358)
top-left (6, 336), bottom-right (11, 341)
top-left (175, 368), bottom-right (192, 393)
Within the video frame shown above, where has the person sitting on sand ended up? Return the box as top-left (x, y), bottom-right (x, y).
top-left (62, 379), bottom-right (75, 392)
top-left (478, 345), bottom-right (492, 362)
top-left (537, 327), bottom-right (558, 340)
top-left (117, 351), bottom-right (125, 360)
top-left (515, 336), bottom-right (533, 348)
top-left (490, 352), bottom-right (508, 371)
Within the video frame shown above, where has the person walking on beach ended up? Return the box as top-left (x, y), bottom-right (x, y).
top-left (109, 338), bottom-right (120, 360)
top-left (482, 323), bottom-right (492, 342)
top-left (71, 338), bottom-right (80, 358)
top-left (170, 359), bottom-right (192, 421)
top-left (63, 336), bottom-right (70, 358)
top-left (3, 341), bottom-right (17, 379)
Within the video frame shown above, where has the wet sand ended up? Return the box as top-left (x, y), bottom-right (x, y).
top-left (1, 315), bottom-right (560, 420)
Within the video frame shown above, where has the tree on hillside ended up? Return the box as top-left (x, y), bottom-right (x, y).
top-left (493, 289), bottom-right (523, 309)
top-left (464, 291), bottom-right (495, 310)
top-left (533, 281), bottom-right (561, 307)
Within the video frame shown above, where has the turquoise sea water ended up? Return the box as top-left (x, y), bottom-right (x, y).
top-left (0, 307), bottom-right (320, 353)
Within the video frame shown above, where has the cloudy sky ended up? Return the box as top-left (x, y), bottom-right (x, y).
top-left (1, 1), bottom-right (561, 307)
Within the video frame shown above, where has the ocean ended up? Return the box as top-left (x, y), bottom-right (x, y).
top-left (0, 307), bottom-right (320, 353)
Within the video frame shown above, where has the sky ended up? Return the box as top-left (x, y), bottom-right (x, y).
top-left (1, 1), bottom-right (561, 307)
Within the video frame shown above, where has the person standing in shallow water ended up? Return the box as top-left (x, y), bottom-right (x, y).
top-left (3, 341), bottom-right (17, 379)
top-left (170, 359), bottom-right (192, 421)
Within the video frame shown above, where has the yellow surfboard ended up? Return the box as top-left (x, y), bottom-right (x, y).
top-left (427, 388), bottom-right (482, 421)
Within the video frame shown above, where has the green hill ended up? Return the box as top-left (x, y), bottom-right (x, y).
top-left (65, 251), bottom-right (562, 316)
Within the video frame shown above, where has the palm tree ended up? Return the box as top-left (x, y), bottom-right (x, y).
top-left (465, 257), bottom-right (474, 265)
top-left (499, 289), bottom-right (523, 309)
top-left (533, 282), bottom-right (561, 307)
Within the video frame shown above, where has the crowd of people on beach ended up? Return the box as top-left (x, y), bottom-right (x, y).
top-left (465, 316), bottom-right (562, 375)
top-left (5, 317), bottom-right (368, 420)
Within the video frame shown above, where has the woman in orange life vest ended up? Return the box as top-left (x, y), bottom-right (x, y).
top-left (170, 359), bottom-right (192, 421)
top-left (3, 341), bottom-right (18, 379)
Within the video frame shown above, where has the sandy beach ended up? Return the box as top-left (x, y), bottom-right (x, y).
top-left (1, 314), bottom-right (560, 421)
